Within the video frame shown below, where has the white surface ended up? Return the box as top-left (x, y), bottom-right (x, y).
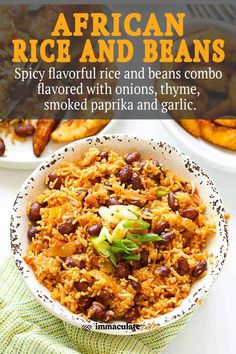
top-left (0, 119), bottom-right (235, 353)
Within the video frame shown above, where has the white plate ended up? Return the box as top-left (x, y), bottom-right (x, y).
top-left (0, 120), bottom-right (118, 169)
top-left (161, 120), bottom-right (236, 173)
top-left (158, 19), bottom-right (236, 173)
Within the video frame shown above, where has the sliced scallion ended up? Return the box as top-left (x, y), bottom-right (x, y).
top-left (122, 253), bottom-right (141, 260)
top-left (107, 247), bottom-right (117, 265)
top-left (128, 233), bottom-right (162, 242)
top-left (123, 219), bottom-right (150, 231)
top-left (112, 239), bottom-right (139, 252)
top-left (90, 237), bottom-right (109, 257)
top-left (156, 186), bottom-right (169, 198)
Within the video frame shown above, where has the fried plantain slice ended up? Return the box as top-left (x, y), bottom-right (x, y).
top-left (203, 98), bottom-right (232, 119)
top-left (214, 118), bottom-right (236, 128)
top-left (200, 120), bottom-right (236, 150)
top-left (51, 119), bottom-right (110, 142)
top-left (178, 119), bottom-right (201, 137)
top-left (33, 119), bottom-right (58, 157)
top-left (228, 71), bottom-right (236, 112)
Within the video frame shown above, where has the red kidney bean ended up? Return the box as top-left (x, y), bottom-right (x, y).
top-left (116, 262), bottom-right (130, 279)
top-left (131, 280), bottom-right (142, 292)
top-left (15, 123), bottom-right (35, 137)
top-left (168, 192), bottom-right (179, 211)
top-left (154, 221), bottom-right (170, 234)
top-left (64, 257), bottom-right (85, 269)
top-left (127, 199), bottom-right (143, 208)
top-left (141, 249), bottom-right (149, 266)
top-left (0, 138), bottom-right (5, 156)
top-left (153, 173), bottom-right (161, 183)
top-left (47, 173), bottom-right (62, 190)
top-left (177, 257), bottom-right (190, 275)
top-left (96, 290), bottom-right (113, 304)
top-left (89, 303), bottom-right (106, 320)
top-left (119, 165), bottom-right (133, 184)
top-left (58, 218), bottom-right (78, 235)
top-left (125, 152), bottom-right (140, 164)
top-left (131, 174), bottom-right (143, 190)
top-left (27, 225), bottom-right (37, 241)
top-left (160, 232), bottom-right (175, 242)
top-left (93, 177), bottom-right (102, 184)
top-left (29, 202), bottom-right (41, 222)
top-left (127, 200), bottom-right (142, 208)
top-left (106, 198), bottom-right (122, 206)
top-left (134, 292), bottom-right (143, 302)
top-left (75, 281), bottom-right (89, 292)
top-left (100, 151), bottom-right (109, 160)
top-left (114, 253), bottom-right (122, 263)
top-left (103, 310), bottom-right (114, 322)
top-left (77, 296), bottom-right (93, 309)
top-left (192, 260), bottom-right (207, 278)
top-left (156, 266), bottom-right (170, 277)
top-left (65, 257), bottom-right (80, 268)
top-left (79, 260), bottom-right (86, 268)
top-left (87, 223), bottom-right (102, 236)
top-left (131, 260), bottom-right (142, 270)
top-left (124, 307), bottom-right (140, 322)
top-left (138, 161), bottom-right (146, 169)
top-left (179, 208), bottom-right (199, 220)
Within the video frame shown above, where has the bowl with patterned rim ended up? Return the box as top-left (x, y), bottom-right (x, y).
top-left (10, 134), bottom-right (228, 335)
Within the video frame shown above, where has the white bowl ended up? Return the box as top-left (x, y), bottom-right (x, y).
top-left (158, 19), bottom-right (236, 172)
top-left (10, 135), bottom-right (228, 335)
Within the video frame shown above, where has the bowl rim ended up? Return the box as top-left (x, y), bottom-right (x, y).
top-left (10, 134), bottom-right (229, 335)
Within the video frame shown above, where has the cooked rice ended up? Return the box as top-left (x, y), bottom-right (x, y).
top-left (24, 148), bottom-right (215, 322)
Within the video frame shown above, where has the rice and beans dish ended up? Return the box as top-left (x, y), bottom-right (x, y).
top-left (24, 148), bottom-right (215, 323)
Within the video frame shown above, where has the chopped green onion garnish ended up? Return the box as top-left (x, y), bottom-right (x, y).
top-left (123, 219), bottom-right (150, 231)
top-left (156, 186), bottom-right (169, 198)
top-left (128, 233), bottom-right (162, 242)
top-left (109, 246), bottom-right (124, 254)
top-left (112, 239), bottom-right (139, 252)
top-left (122, 253), bottom-right (141, 260)
top-left (107, 247), bottom-right (117, 265)
top-left (91, 237), bottom-right (109, 257)
top-left (127, 205), bottom-right (140, 217)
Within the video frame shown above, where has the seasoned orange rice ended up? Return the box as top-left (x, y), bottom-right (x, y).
top-left (24, 148), bottom-right (215, 323)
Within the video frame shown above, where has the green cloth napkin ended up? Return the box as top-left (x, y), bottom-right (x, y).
top-left (0, 258), bottom-right (195, 354)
